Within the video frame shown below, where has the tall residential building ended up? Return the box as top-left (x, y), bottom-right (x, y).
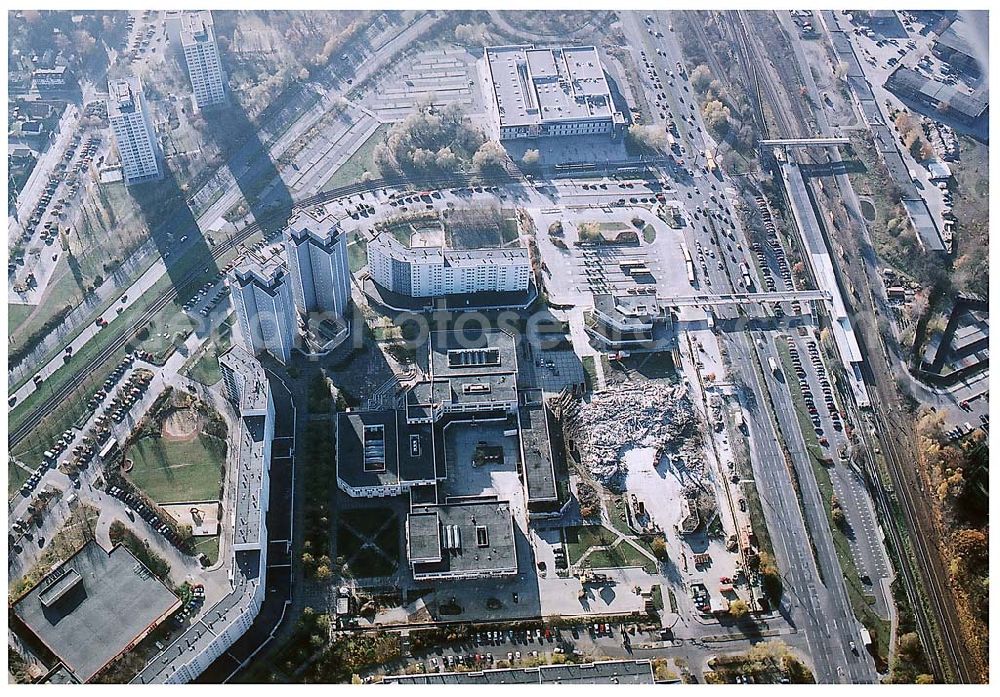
top-left (284, 210), bottom-right (352, 319)
top-left (180, 11), bottom-right (225, 109)
top-left (107, 77), bottom-right (160, 186)
top-left (368, 233), bottom-right (531, 298)
top-left (229, 252), bottom-right (295, 364)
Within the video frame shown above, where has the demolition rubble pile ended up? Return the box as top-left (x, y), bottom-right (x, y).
top-left (564, 381), bottom-right (702, 489)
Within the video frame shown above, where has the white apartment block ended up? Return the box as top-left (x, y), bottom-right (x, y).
top-left (284, 210), bottom-right (352, 319)
top-left (107, 77), bottom-right (160, 185)
top-left (484, 45), bottom-right (626, 140)
top-left (180, 11), bottom-right (225, 109)
top-left (368, 233), bottom-right (531, 298)
top-left (229, 254), bottom-right (296, 364)
top-left (134, 346), bottom-right (273, 684)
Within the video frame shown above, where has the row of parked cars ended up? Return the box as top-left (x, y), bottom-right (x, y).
top-left (104, 369), bottom-right (154, 424)
top-left (786, 336), bottom-right (843, 445)
top-left (172, 584), bottom-right (207, 627)
top-left (183, 280), bottom-right (231, 317)
top-left (107, 484), bottom-right (186, 550)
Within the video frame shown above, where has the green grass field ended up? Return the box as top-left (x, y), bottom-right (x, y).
top-left (125, 434), bottom-right (226, 504)
top-left (9, 460), bottom-right (32, 498)
top-left (193, 535), bottom-right (220, 565)
top-left (348, 233), bottom-right (368, 273)
top-left (321, 123), bottom-right (388, 192)
top-left (565, 525), bottom-right (614, 565)
top-left (8, 304), bottom-right (33, 335)
top-left (182, 314), bottom-right (234, 386)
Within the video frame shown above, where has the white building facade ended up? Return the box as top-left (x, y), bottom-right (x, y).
top-left (180, 11), bottom-right (225, 110)
top-left (107, 77), bottom-right (160, 186)
top-left (368, 234), bottom-right (531, 298)
top-left (284, 210), bottom-right (352, 319)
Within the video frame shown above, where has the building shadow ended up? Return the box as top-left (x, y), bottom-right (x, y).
top-left (129, 162), bottom-right (219, 300)
top-left (202, 97), bottom-right (294, 239)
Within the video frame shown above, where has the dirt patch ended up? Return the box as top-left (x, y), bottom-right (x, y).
top-left (161, 408), bottom-right (201, 442)
top-left (160, 502), bottom-right (220, 535)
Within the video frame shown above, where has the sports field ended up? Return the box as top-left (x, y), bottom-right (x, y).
top-left (125, 433), bottom-right (225, 504)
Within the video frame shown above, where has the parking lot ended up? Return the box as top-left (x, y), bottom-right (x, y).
top-left (365, 47), bottom-right (486, 121)
top-left (9, 126), bottom-right (105, 304)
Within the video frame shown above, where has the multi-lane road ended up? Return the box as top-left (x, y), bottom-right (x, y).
top-left (620, 10), bottom-right (886, 681)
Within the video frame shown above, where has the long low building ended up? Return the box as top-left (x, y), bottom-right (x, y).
top-left (884, 65), bottom-right (988, 124)
top-left (133, 346), bottom-right (273, 683)
top-left (484, 45), bottom-right (626, 140)
top-left (368, 232), bottom-right (531, 299)
top-left (383, 659), bottom-right (656, 684)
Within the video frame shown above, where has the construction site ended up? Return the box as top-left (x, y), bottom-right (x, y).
top-left (548, 341), bottom-right (766, 622)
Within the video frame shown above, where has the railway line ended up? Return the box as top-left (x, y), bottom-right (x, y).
top-left (722, 9), bottom-right (975, 682)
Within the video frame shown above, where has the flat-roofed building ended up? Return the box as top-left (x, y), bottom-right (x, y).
top-left (368, 232), bottom-right (531, 299)
top-left (585, 293), bottom-right (670, 350)
top-left (11, 540), bottom-right (181, 683)
top-left (517, 395), bottom-right (559, 514)
top-left (180, 11), bottom-right (225, 109)
top-left (406, 499), bottom-right (518, 581)
top-left (384, 659), bottom-right (656, 684)
top-left (484, 45), bottom-right (626, 140)
top-left (885, 65), bottom-right (988, 124)
top-left (229, 251), bottom-right (295, 364)
top-left (107, 76), bottom-right (160, 186)
top-left (336, 409), bottom-right (439, 498)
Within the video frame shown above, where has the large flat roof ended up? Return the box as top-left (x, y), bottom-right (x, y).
top-left (518, 400), bottom-right (558, 503)
top-left (107, 76), bottom-right (143, 118)
top-left (384, 659), bottom-right (655, 684)
top-left (885, 65), bottom-right (988, 118)
top-left (370, 232), bottom-right (529, 266)
top-left (219, 344), bottom-right (270, 415)
top-left (337, 410), bottom-right (437, 490)
top-left (13, 541), bottom-right (180, 682)
top-left (426, 328), bottom-right (518, 380)
top-left (429, 374), bottom-right (518, 408)
top-left (485, 45), bottom-right (619, 128)
top-left (407, 499), bottom-right (517, 577)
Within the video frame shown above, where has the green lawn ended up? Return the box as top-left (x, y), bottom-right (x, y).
top-left (584, 539), bottom-right (655, 572)
top-left (193, 535), bottom-right (220, 565)
top-left (9, 459), bottom-right (31, 498)
top-left (565, 525), bottom-right (615, 565)
top-left (8, 304), bottom-right (33, 335)
top-left (642, 224), bottom-right (657, 244)
top-left (125, 434), bottom-right (226, 504)
top-left (348, 233), bottom-right (368, 273)
top-left (321, 123), bottom-right (388, 192)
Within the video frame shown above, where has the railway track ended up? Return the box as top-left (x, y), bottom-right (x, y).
top-left (723, 9), bottom-right (975, 682)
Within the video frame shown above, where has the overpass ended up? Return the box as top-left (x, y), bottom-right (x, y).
top-left (759, 137), bottom-right (850, 147)
top-left (658, 289), bottom-right (831, 308)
